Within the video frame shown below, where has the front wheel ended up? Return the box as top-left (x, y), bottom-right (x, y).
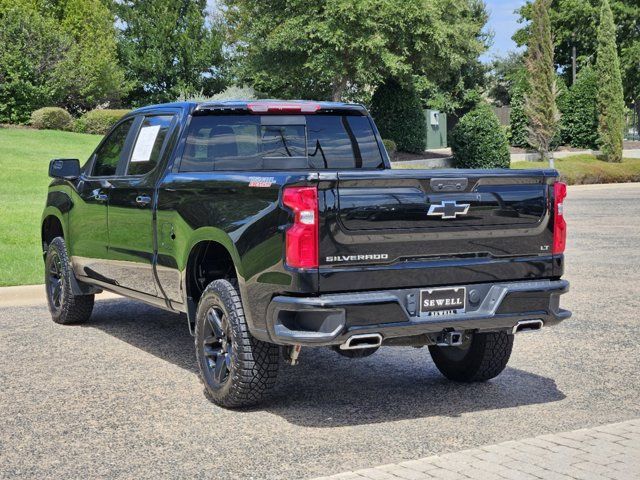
top-left (195, 279), bottom-right (279, 408)
top-left (45, 237), bottom-right (94, 325)
top-left (428, 331), bottom-right (513, 382)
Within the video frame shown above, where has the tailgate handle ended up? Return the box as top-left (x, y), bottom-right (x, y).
top-left (430, 178), bottom-right (468, 191)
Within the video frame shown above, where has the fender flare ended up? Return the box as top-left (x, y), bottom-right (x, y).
top-left (181, 228), bottom-right (244, 334)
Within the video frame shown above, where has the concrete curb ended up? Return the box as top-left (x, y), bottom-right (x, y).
top-left (0, 284), bottom-right (120, 307)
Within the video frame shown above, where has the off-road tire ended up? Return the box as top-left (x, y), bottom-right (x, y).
top-left (45, 237), bottom-right (94, 325)
top-left (195, 279), bottom-right (279, 408)
top-left (428, 331), bottom-right (513, 382)
top-left (332, 346), bottom-right (379, 358)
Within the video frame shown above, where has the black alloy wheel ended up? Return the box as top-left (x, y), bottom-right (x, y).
top-left (47, 251), bottom-right (64, 312)
top-left (201, 306), bottom-right (233, 387)
top-left (44, 237), bottom-right (94, 325)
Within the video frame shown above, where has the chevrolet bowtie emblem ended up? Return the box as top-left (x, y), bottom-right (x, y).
top-left (427, 201), bottom-right (470, 219)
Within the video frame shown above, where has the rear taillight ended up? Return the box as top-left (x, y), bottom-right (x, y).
top-left (283, 186), bottom-right (318, 268)
top-left (552, 182), bottom-right (567, 254)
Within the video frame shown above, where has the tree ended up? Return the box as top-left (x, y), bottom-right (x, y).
top-left (0, 0), bottom-right (128, 120)
top-left (487, 52), bottom-right (525, 107)
top-left (514, 0), bottom-right (640, 103)
top-left (370, 79), bottom-right (426, 153)
top-left (523, 0), bottom-right (559, 161)
top-left (560, 65), bottom-right (598, 148)
top-left (0, 1), bottom-right (68, 123)
top-left (222, 0), bottom-right (488, 104)
top-left (115, 0), bottom-right (225, 105)
top-left (52, 0), bottom-right (128, 113)
top-left (595, 0), bottom-right (625, 162)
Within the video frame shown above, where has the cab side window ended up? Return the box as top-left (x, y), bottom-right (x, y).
top-left (92, 119), bottom-right (134, 176)
top-left (127, 115), bottom-right (173, 176)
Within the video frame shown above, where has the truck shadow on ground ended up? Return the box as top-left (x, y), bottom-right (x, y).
top-left (87, 298), bottom-right (566, 427)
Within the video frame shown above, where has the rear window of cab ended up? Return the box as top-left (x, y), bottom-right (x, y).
top-left (179, 114), bottom-right (384, 171)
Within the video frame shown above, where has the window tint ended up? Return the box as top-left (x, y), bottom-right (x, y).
top-left (127, 115), bottom-right (173, 176)
top-left (262, 125), bottom-right (306, 158)
top-left (180, 114), bottom-right (383, 172)
top-left (181, 116), bottom-right (259, 172)
top-left (92, 119), bottom-right (134, 176)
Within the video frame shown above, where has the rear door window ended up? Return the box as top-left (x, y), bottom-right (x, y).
top-left (179, 114), bottom-right (383, 172)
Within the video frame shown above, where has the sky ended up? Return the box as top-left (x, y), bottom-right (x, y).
top-left (482, 0), bottom-right (527, 62)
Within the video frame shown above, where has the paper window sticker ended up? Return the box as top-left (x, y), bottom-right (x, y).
top-left (131, 125), bottom-right (161, 162)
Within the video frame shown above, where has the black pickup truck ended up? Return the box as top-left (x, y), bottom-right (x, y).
top-left (42, 100), bottom-right (570, 407)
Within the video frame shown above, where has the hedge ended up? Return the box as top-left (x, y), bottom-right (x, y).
top-left (562, 66), bottom-right (598, 149)
top-left (370, 79), bottom-right (426, 154)
top-left (451, 103), bottom-right (510, 169)
top-left (30, 107), bottom-right (73, 131)
top-left (74, 109), bottom-right (131, 135)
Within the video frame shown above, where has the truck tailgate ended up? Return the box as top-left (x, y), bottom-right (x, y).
top-left (318, 169), bottom-right (561, 292)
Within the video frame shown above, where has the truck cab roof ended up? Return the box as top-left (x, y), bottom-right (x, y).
top-left (128, 99), bottom-right (368, 116)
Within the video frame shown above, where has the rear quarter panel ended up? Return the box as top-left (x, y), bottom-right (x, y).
top-left (155, 171), bottom-right (319, 333)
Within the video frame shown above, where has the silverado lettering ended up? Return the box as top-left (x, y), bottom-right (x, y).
top-left (41, 100), bottom-right (570, 408)
top-left (325, 254), bottom-right (389, 263)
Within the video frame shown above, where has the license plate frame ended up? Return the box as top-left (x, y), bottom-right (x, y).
top-left (419, 287), bottom-right (467, 316)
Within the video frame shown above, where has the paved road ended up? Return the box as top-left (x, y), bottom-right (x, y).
top-left (1, 183), bottom-right (640, 479)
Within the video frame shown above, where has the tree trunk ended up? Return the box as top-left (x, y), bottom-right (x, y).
top-left (331, 78), bottom-right (347, 102)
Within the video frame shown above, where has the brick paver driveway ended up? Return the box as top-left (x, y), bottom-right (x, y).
top-left (316, 420), bottom-right (640, 480)
top-left (1, 184), bottom-right (640, 479)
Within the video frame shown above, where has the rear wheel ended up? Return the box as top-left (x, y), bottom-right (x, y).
top-left (428, 331), bottom-right (513, 382)
top-left (195, 279), bottom-right (279, 408)
top-left (45, 237), bottom-right (94, 325)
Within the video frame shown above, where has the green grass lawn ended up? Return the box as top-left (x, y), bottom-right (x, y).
top-left (0, 127), bottom-right (101, 286)
top-left (512, 154), bottom-right (640, 184)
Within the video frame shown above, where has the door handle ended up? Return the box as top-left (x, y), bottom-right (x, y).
top-left (94, 192), bottom-right (108, 202)
top-left (136, 195), bottom-right (152, 206)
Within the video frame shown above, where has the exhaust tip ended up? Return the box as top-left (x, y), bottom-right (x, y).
top-left (512, 319), bottom-right (544, 334)
top-left (340, 333), bottom-right (383, 350)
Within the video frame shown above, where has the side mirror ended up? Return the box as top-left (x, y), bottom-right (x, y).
top-left (49, 158), bottom-right (81, 180)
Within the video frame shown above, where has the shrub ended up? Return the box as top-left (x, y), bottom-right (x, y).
top-left (370, 79), bottom-right (426, 154)
top-left (382, 139), bottom-right (397, 158)
top-left (30, 107), bottom-right (73, 130)
top-left (451, 103), bottom-right (511, 169)
top-left (561, 66), bottom-right (598, 149)
top-left (74, 109), bottom-right (131, 134)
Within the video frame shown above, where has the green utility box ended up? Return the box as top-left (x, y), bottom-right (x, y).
top-left (424, 109), bottom-right (447, 149)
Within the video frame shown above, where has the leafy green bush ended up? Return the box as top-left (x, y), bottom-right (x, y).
top-left (370, 79), bottom-right (426, 154)
top-left (451, 103), bottom-right (511, 169)
top-left (382, 139), bottom-right (397, 157)
top-left (74, 109), bottom-right (130, 135)
top-left (30, 107), bottom-right (73, 130)
top-left (561, 66), bottom-right (598, 149)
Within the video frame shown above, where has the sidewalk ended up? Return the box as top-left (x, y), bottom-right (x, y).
top-left (314, 419), bottom-right (640, 480)
top-left (0, 284), bottom-right (119, 307)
